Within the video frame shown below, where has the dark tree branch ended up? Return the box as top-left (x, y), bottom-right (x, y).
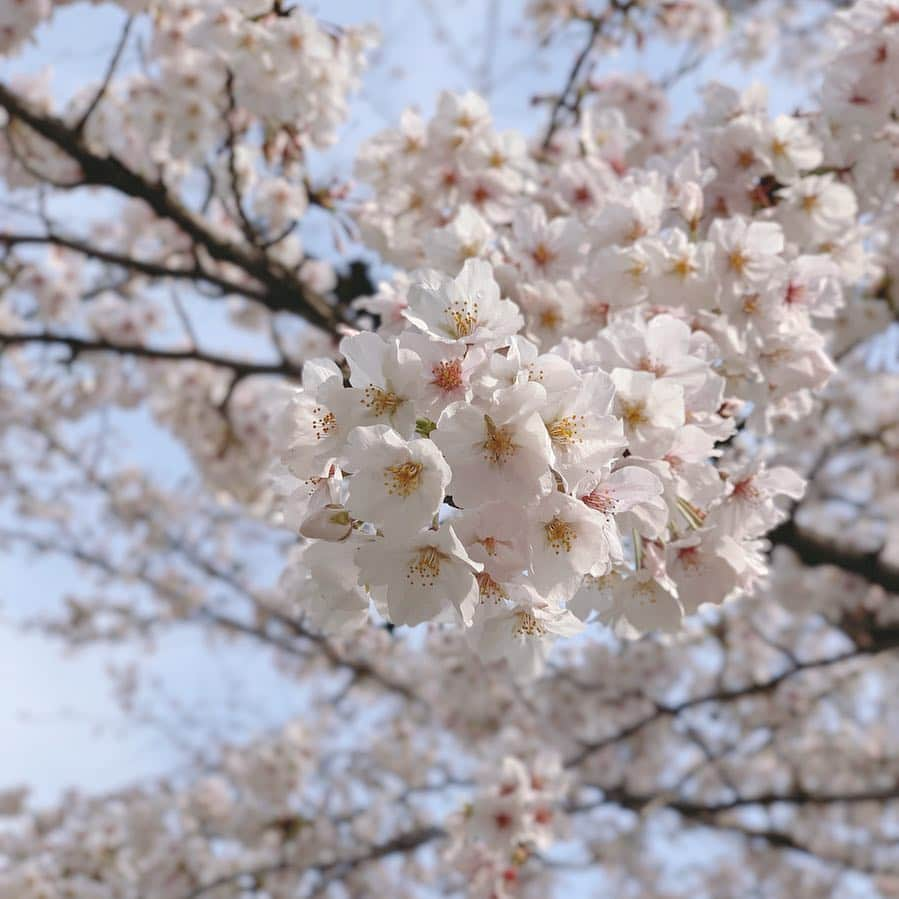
top-left (540, 16), bottom-right (602, 151)
top-left (768, 518), bottom-right (899, 595)
top-left (0, 231), bottom-right (267, 300)
top-left (179, 825), bottom-right (445, 899)
top-left (592, 785), bottom-right (899, 817)
top-left (538, 1), bottom-right (641, 151)
top-left (566, 619), bottom-right (899, 769)
top-left (0, 329), bottom-right (301, 380)
top-left (571, 784), bottom-right (897, 876)
top-left (222, 70), bottom-right (263, 247)
top-left (0, 83), bottom-right (346, 333)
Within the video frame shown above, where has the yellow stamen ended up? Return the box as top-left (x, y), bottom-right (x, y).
top-left (538, 307), bottom-right (562, 331)
top-left (477, 571), bottom-right (508, 602)
top-left (478, 536), bottom-right (499, 556)
top-left (671, 256), bottom-right (695, 279)
top-left (362, 386), bottom-right (403, 417)
top-left (514, 610), bottom-right (547, 636)
top-left (531, 242), bottom-right (555, 269)
top-left (482, 415), bottom-right (517, 465)
top-left (544, 517), bottom-right (576, 553)
top-left (384, 461), bottom-right (423, 497)
top-left (407, 546), bottom-right (445, 587)
top-left (728, 249), bottom-right (748, 275)
top-left (311, 406), bottom-right (337, 440)
top-left (638, 356), bottom-right (667, 377)
top-left (737, 148), bottom-right (755, 169)
top-left (547, 415), bottom-right (584, 446)
top-left (582, 490), bottom-right (616, 514)
top-left (431, 359), bottom-right (463, 393)
top-left (620, 401), bottom-right (648, 429)
top-left (445, 300), bottom-right (478, 339)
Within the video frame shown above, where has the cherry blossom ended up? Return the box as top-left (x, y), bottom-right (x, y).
top-left (1, 0), bottom-right (898, 895)
top-left (355, 524), bottom-right (481, 626)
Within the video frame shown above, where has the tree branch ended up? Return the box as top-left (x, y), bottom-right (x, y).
top-left (573, 784), bottom-right (897, 876)
top-left (0, 230), bottom-right (267, 300)
top-left (74, 16), bottom-right (134, 134)
top-left (0, 82), bottom-right (345, 333)
top-left (566, 621), bottom-right (899, 769)
top-left (0, 329), bottom-right (301, 380)
top-left (540, 16), bottom-right (602, 151)
top-left (768, 518), bottom-right (899, 595)
top-left (179, 825), bottom-right (445, 899)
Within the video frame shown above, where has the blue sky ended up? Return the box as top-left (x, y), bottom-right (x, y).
top-left (0, 0), bottom-right (811, 805)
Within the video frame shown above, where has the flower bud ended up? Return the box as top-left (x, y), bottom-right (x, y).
top-left (299, 504), bottom-right (353, 541)
top-left (678, 181), bottom-right (703, 230)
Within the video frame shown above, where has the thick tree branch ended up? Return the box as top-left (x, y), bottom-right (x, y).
top-left (768, 518), bottom-right (899, 595)
top-left (0, 83), bottom-right (345, 332)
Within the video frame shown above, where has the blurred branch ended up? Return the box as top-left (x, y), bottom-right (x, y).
top-left (0, 82), bottom-right (347, 333)
top-left (768, 517), bottom-right (899, 595)
top-left (0, 329), bottom-right (301, 380)
top-left (0, 231), bottom-right (267, 300)
top-left (572, 784), bottom-right (898, 876)
top-left (180, 825), bottom-right (446, 899)
top-left (540, 16), bottom-right (602, 151)
top-left (74, 15), bottom-right (135, 134)
top-left (566, 617), bottom-right (899, 769)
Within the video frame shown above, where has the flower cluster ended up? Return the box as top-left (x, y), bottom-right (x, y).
top-left (821, 0), bottom-right (899, 310)
top-left (1, 0), bottom-right (899, 895)
top-left (276, 62), bottom-right (865, 672)
top-left (2, 0), bottom-right (374, 150)
top-left (276, 247), bottom-right (818, 676)
top-left (0, 723), bottom-right (325, 899)
top-left (447, 754), bottom-right (568, 899)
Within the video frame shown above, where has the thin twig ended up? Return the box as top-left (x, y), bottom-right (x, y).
top-left (75, 16), bottom-right (135, 133)
top-left (541, 17), bottom-right (602, 151)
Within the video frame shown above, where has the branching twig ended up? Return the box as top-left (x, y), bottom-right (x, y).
top-left (540, 16), bottom-right (602, 151)
top-left (75, 16), bottom-right (135, 134)
top-left (0, 83), bottom-right (347, 332)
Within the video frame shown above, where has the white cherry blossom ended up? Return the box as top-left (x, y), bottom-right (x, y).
top-left (467, 584), bottom-right (584, 678)
top-left (611, 369), bottom-right (686, 459)
top-left (355, 525), bottom-right (481, 626)
top-left (344, 425), bottom-right (451, 537)
top-left (432, 381), bottom-right (553, 508)
top-left (527, 492), bottom-right (614, 599)
top-left (405, 258), bottom-right (523, 346)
